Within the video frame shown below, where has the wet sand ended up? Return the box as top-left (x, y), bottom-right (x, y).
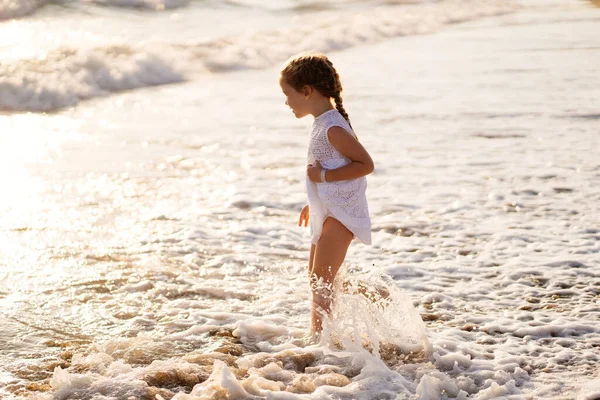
top-left (1, 0), bottom-right (599, 399)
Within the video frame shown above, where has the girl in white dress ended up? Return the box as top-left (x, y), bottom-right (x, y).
top-left (279, 53), bottom-right (374, 335)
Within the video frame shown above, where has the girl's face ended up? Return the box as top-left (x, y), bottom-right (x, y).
top-left (279, 77), bottom-right (309, 119)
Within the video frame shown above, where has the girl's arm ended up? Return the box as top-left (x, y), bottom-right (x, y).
top-left (307, 126), bottom-right (374, 182)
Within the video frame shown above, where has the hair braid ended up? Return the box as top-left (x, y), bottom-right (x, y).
top-left (323, 58), bottom-right (352, 129)
top-left (333, 93), bottom-right (351, 129)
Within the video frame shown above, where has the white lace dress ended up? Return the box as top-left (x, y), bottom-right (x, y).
top-left (306, 109), bottom-right (372, 245)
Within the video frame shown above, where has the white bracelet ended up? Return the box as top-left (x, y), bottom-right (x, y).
top-left (320, 169), bottom-right (327, 183)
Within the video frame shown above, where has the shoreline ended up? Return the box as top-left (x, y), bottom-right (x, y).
top-left (1, 1), bottom-right (599, 399)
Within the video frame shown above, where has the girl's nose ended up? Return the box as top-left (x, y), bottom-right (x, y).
top-left (285, 99), bottom-right (289, 106)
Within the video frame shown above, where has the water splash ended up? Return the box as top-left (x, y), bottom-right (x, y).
top-left (322, 267), bottom-right (431, 359)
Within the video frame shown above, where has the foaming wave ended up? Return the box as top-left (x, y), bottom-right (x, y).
top-left (1, 0), bottom-right (518, 112)
top-left (90, 0), bottom-right (188, 10)
top-left (44, 311), bottom-right (533, 399)
top-left (0, 45), bottom-right (184, 112)
top-left (0, 0), bottom-right (48, 20)
top-left (224, 0), bottom-right (358, 12)
top-left (185, 0), bottom-right (519, 73)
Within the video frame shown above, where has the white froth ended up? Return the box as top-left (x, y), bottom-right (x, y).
top-left (91, 0), bottom-right (187, 10)
top-left (578, 380), bottom-right (600, 400)
top-left (0, 0), bottom-right (518, 112)
top-left (1, 1), bottom-right (599, 399)
top-left (0, 46), bottom-right (184, 112)
top-left (184, 360), bottom-right (254, 399)
top-left (0, 0), bottom-right (46, 20)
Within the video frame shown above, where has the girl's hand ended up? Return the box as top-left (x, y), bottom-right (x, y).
top-left (307, 162), bottom-right (323, 183)
top-left (298, 205), bottom-right (309, 227)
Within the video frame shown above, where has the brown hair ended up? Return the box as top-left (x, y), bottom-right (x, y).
top-left (280, 53), bottom-right (353, 131)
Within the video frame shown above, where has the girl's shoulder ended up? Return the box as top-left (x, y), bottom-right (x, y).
top-left (313, 109), bottom-right (352, 133)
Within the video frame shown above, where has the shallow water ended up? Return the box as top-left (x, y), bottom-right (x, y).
top-left (1, 0), bottom-right (600, 399)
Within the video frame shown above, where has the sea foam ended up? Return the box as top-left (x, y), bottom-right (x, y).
top-left (0, 0), bottom-right (518, 112)
top-left (90, 0), bottom-right (188, 10)
top-left (0, 45), bottom-right (185, 112)
top-left (0, 0), bottom-right (47, 20)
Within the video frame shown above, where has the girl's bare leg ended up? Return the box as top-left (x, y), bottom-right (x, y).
top-left (308, 243), bottom-right (316, 275)
top-left (310, 217), bottom-right (353, 334)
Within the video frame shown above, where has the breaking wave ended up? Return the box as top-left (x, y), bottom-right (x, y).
top-left (0, 0), bottom-right (519, 112)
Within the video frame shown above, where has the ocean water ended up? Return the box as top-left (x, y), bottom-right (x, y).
top-left (1, 0), bottom-right (599, 399)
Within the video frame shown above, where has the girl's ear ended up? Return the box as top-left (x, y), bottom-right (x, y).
top-left (303, 85), bottom-right (313, 98)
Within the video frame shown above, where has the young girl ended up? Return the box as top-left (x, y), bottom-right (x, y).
top-left (279, 53), bottom-right (374, 336)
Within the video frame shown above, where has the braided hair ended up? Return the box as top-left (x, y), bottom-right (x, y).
top-left (280, 53), bottom-right (354, 133)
